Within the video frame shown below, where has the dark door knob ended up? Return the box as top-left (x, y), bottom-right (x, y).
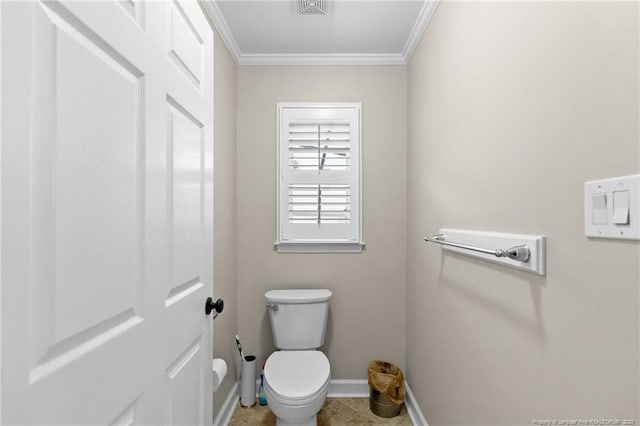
top-left (205, 297), bottom-right (224, 316)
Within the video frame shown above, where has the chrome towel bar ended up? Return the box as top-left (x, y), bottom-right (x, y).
top-left (424, 233), bottom-right (531, 262)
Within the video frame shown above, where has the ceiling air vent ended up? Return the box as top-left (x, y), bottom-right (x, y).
top-left (297, 0), bottom-right (327, 15)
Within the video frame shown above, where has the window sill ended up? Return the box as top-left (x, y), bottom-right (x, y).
top-left (274, 242), bottom-right (365, 254)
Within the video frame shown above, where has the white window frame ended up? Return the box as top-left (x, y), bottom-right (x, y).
top-left (275, 102), bottom-right (364, 253)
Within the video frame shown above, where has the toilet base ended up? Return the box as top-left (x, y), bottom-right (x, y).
top-left (275, 414), bottom-right (317, 426)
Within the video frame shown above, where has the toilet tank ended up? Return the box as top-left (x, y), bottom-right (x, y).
top-left (265, 289), bottom-right (332, 350)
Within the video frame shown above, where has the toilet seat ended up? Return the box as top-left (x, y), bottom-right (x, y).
top-left (264, 351), bottom-right (330, 406)
top-left (264, 376), bottom-right (330, 407)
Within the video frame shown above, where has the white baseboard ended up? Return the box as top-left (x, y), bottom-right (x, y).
top-left (405, 382), bottom-right (428, 426)
top-left (212, 379), bottom-right (428, 426)
top-left (327, 379), bottom-right (369, 398)
top-left (212, 382), bottom-right (238, 426)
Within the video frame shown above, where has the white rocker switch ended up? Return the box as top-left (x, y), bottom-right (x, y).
top-left (585, 174), bottom-right (639, 240)
top-left (612, 190), bottom-right (630, 225)
top-left (592, 193), bottom-right (607, 225)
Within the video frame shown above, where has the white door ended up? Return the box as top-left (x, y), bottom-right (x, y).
top-left (0, 1), bottom-right (214, 424)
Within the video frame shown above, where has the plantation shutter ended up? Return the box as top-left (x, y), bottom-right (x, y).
top-left (277, 103), bottom-right (362, 252)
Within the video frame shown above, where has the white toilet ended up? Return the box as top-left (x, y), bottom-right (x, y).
top-left (263, 289), bottom-right (332, 426)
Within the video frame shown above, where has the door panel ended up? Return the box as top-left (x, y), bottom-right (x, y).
top-left (169, 96), bottom-right (203, 297)
top-left (168, 0), bottom-right (203, 89)
top-left (28, 0), bottom-right (147, 400)
top-left (1, 1), bottom-right (214, 424)
top-left (30, 1), bottom-right (144, 365)
top-left (165, 339), bottom-right (203, 426)
top-left (110, 398), bottom-right (140, 426)
top-left (116, 0), bottom-right (144, 30)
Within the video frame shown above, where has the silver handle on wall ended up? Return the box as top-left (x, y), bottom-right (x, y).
top-left (266, 302), bottom-right (279, 312)
top-left (424, 233), bottom-right (531, 262)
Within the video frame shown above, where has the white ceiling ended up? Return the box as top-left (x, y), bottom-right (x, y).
top-left (202, 0), bottom-right (440, 65)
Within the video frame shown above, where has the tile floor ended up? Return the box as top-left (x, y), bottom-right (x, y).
top-left (228, 398), bottom-right (412, 425)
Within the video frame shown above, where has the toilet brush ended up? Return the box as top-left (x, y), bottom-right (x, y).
top-left (235, 335), bottom-right (245, 361)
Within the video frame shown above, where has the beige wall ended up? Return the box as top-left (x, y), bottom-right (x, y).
top-left (212, 29), bottom-right (238, 417)
top-left (406, 1), bottom-right (639, 424)
top-left (236, 66), bottom-right (407, 380)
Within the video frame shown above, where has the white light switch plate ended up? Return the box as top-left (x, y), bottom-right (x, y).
top-left (584, 174), bottom-right (639, 240)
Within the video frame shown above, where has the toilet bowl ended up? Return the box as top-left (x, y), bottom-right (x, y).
top-left (264, 289), bottom-right (333, 426)
top-left (263, 350), bottom-right (330, 426)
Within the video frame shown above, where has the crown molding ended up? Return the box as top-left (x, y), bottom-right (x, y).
top-left (238, 53), bottom-right (406, 66)
top-left (402, 0), bottom-right (440, 63)
top-left (199, 0), bottom-right (242, 64)
top-left (200, 0), bottom-right (439, 66)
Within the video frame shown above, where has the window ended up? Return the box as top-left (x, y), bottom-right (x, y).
top-left (276, 102), bottom-right (363, 253)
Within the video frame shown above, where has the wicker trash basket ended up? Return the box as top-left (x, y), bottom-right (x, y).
top-left (367, 360), bottom-right (406, 418)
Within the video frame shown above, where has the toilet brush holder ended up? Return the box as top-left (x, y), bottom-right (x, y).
top-left (240, 355), bottom-right (257, 407)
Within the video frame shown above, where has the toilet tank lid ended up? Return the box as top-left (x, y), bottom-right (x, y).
top-left (265, 289), bottom-right (332, 304)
